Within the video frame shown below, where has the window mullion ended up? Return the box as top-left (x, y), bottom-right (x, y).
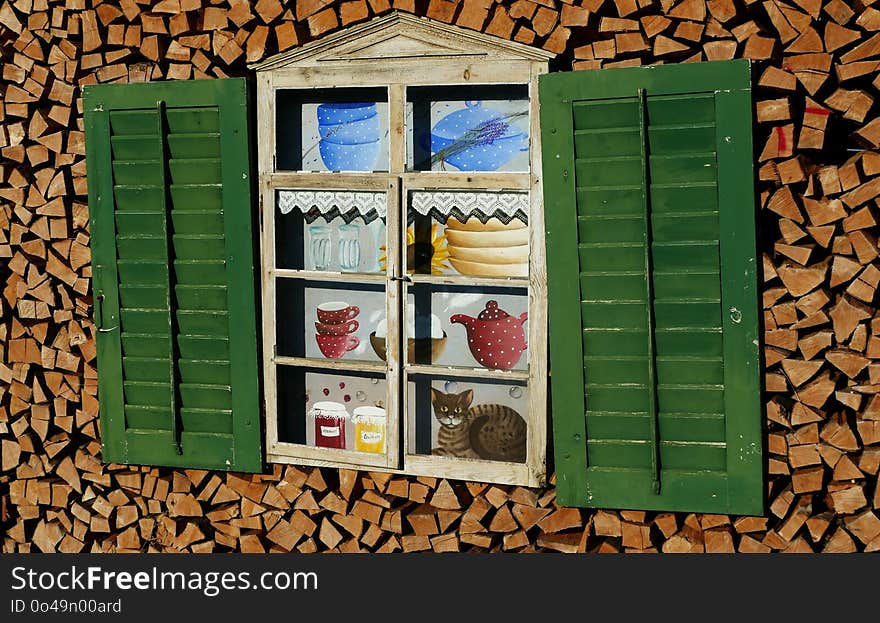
top-left (385, 177), bottom-right (404, 470)
top-left (389, 84), bottom-right (407, 175)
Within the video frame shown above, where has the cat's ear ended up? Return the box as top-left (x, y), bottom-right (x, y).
top-left (461, 389), bottom-right (474, 404)
top-left (431, 387), bottom-right (440, 401)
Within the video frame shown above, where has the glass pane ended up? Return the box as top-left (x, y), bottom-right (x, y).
top-left (276, 280), bottom-right (386, 364)
top-left (407, 85), bottom-right (530, 172)
top-left (405, 286), bottom-right (529, 371)
top-left (407, 374), bottom-right (528, 463)
top-left (276, 88), bottom-right (389, 172)
top-left (404, 205), bottom-right (529, 279)
top-left (277, 366), bottom-right (388, 455)
top-left (275, 192), bottom-right (387, 274)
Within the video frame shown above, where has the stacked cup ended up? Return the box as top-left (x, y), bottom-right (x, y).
top-left (317, 103), bottom-right (381, 171)
top-left (315, 301), bottom-right (360, 358)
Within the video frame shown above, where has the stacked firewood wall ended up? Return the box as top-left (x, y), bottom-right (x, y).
top-left (2, 0), bottom-right (880, 553)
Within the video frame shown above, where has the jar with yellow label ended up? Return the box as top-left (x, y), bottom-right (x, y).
top-left (352, 406), bottom-right (386, 454)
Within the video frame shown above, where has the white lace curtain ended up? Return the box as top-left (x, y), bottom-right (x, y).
top-left (410, 190), bottom-right (529, 224)
top-left (276, 189), bottom-right (529, 224)
top-left (277, 190), bottom-right (387, 221)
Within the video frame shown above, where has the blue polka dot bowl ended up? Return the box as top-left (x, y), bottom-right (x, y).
top-left (319, 138), bottom-right (381, 171)
top-left (317, 102), bottom-right (378, 125)
top-left (318, 114), bottom-right (380, 144)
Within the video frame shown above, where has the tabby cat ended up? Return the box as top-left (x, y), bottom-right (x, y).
top-left (430, 388), bottom-right (527, 463)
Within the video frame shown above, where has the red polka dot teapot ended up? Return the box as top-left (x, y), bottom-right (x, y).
top-left (450, 300), bottom-right (528, 370)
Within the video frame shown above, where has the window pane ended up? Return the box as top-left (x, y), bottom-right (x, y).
top-left (276, 279), bottom-right (386, 364)
top-left (405, 286), bottom-right (529, 371)
top-left (277, 366), bottom-right (387, 455)
top-left (407, 374), bottom-right (528, 463)
top-left (275, 190), bottom-right (387, 275)
top-left (406, 213), bottom-right (530, 278)
top-left (276, 88), bottom-right (389, 172)
top-left (406, 85), bottom-right (529, 172)
top-left (406, 190), bottom-right (530, 279)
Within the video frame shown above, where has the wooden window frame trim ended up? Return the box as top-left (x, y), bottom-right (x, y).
top-left (256, 56), bottom-right (549, 486)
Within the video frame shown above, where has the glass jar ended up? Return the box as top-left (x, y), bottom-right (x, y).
top-left (338, 223), bottom-right (361, 272)
top-left (352, 406), bottom-right (386, 453)
top-left (308, 224), bottom-right (332, 271)
top-left (309, 401), bottom-right (349, 449)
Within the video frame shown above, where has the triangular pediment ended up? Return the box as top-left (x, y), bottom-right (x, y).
top-left (251, 11), bottom-right (553, 71)
top-left (331, 33), bottom-right (479, 61)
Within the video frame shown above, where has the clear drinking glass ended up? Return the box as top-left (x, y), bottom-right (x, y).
top-left (338, 223), bottom-right (361, 272)
top-left (309, 224), bottom-right (332, 271)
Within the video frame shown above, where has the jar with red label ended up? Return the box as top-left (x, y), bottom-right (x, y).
top-left (309, 401), bottom-right (349, 449)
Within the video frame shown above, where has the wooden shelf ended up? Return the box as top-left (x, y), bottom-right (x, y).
top-left (266, 172), bottom-right (396, 190)
top-left (274, 356), bottom-right (387, 374)
top-left (406, 274), bottom-right (529, 289)
top-left (401, 171), bottom-right (531, 190)
top-left (271, 269), bottom-right (387, 283)
top-left (265, 172), bottom-right (530, 190)
top-left (270, 270), bottom-right (528, 289)
top-left (405, 363), bottom-right (529, 382)
top-left (268, 441), bottom-right (393, 470)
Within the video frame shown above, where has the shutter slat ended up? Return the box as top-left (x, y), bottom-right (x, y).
top-left (170, 185), bottom-right (222, 207)
top-left (172, 235), bottom-right (227, 259)
top-left (176, 311), bottom-right (230, 335)
top-left (541, 60), bottom-right (761, 513)
top-left (169, 159), bottom-right (222, 184)
top-left (178, 360), bottom-right (231, 384)
top-left (577, 187), bottom-right (643, 215)
top-left (649, 125), bottom-right (715, 153)
top-left (172, 260), bottom-right (227, 284)
top-left (125, 407), bottom-right (233, 434)
top-left (165, 107), bottom-right (220, 132)
top-left (86, 78), bottom-right (262, 472)
top-left (576, 158), bottom-right (642, 185)
top-left (116, 237), bottom-right (168, 260)
top-left (654, 329), bottom-right (723, 356)
top-left (587, 440), bottom-right (728, 470)
top-left (112, 161), bottom-right (163, 185)
top-left (653, 271), bottom-right (721, 298)
top-left (123, 359), bottom-right (232, 385)
top-left (587, 412), bottom-right (726, 443)
top-left (110, 136), bottom-right (161, 159)
top-left (114, 187), bottom-right (165, 211)
top-left (120, 310), bottom-right (169, 334)
top-left (647, 94), bottom-right (715, 123)
top-left (123, 357), bottom-right (172, 382)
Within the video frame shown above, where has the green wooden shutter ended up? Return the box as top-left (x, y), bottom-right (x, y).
top-left (85, 78), bottom-right (262, 472)
top-left (540, 60), bottom-right (761, 514)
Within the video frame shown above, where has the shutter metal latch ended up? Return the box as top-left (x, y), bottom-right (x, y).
top-left (94, 291), bottom-right (118, 333)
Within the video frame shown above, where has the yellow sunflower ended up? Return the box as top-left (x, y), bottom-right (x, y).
top-left (380, 224), bottom-right (450, 275)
